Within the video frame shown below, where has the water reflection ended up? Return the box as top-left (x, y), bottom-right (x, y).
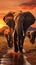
top-left (0, 53), bottom-right (25, 65)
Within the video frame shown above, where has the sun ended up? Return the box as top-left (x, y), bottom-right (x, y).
top-left (0, 18), bottom-right (6, 28)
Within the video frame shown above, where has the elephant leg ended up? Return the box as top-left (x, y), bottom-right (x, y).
top-left (14, 31), bottom-right (18, 52)
top-left (18, 32), bottom-right (25, 53)
top-left (30, 34), bottom-right (35, 44)
top-left (8, 40), bottom-right (13, 48)
top-left (5, 34), bottom-right (13, 48)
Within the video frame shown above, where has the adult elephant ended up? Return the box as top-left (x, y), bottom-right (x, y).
top-left (14, 11), bottom-right (35, 53)
top-left (30, 31), bottom-right (36, 44)
top-left (3, 12), bottom-right (15, 48)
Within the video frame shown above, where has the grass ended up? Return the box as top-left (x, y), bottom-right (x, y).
top-left (24, 36), bottom-right (36, 51)
top-left (0, 35), bottom-right (36, 57)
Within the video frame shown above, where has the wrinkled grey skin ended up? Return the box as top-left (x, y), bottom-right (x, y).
top-left (30, 31), bottom-right (36, 44)
top-left (3, 12), bottom-right (15, 48)
top-left (14, 11), bottom-right (35, 53)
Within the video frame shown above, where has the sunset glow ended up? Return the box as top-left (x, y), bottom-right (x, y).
top-left (0, 19), bottom-right (6, 28)
top-left (0, 0), bottom-right (36, 28)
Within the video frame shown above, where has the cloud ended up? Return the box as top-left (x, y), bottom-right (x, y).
top-left (20, 0), bottom-right (36, 5)
top-left (19, 0), bottom-right (36, 10)
top-left (0, 0), bottom-right (36, 11)
top-left (0, 0), bottom-right (36, 14)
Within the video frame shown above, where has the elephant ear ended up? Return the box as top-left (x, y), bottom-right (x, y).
top-left (3, 12), bottom-right (14, 23)
top-left (23, 12), bottom-right (35, 26)
top-left (3, 12), bottom-right (15, 29)
top-left (3, 15), bottom-right (6, 22)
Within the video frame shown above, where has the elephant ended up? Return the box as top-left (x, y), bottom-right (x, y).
top-left (3, 12), bottom-right (15, 48)
top-left (14, 11), bottom-right (35, 53)
top-left (30, 31), bottom-right (36, 44)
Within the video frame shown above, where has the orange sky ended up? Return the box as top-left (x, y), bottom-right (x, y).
top-left (0, 0), bottom-right (36, 12)
top-left (0, 0), bottom-right (36, 28)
